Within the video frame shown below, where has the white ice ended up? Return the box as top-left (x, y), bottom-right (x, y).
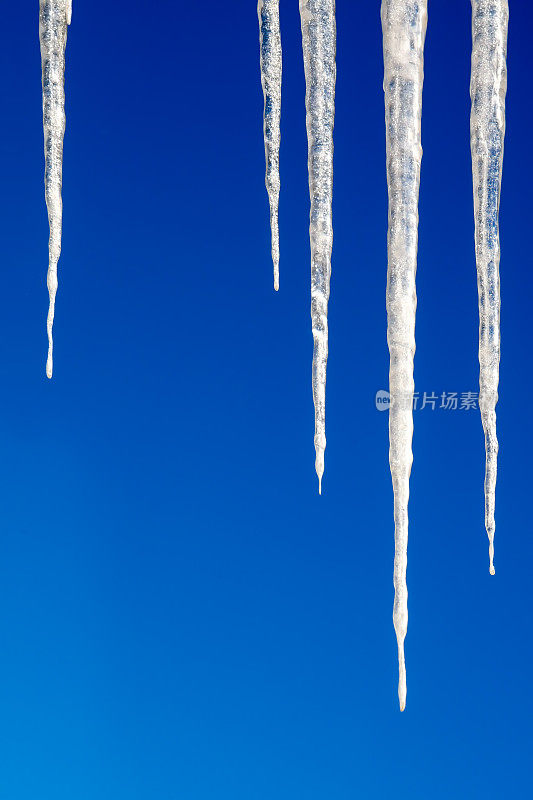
top-left (299, 0), bottom-right (336, 494)
top-left (39, 0), bottom-right (71, 378)
top-left (381, 0), bottom-right (427, 711)
top-left (470, 0), bottom-right (508, 576)
top-left (258, 0), bottom-right (282, 291)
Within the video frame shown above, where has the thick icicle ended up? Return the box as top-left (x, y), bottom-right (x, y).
top-left (381, 0), bottom-right (427, 711)
top-left (258, 0), bottom-right (282, 291)
top-left (299, 0), bottom-right (336, 494)
top-left (39, 0), bottom-right (71, 379)
top-left (470, 0), bottom-right (508, 576)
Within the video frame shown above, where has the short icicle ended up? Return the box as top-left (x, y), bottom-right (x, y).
top-left (381, 0), bottom-right (427, 711)
top-left (39, 0), bottom-right (72, 378)
top-left (470, 0), bottom-right (508, 576)
top-left (299, 0), bottom-right (336, 494)
top-left (258, 0), bottom-right (282, 291)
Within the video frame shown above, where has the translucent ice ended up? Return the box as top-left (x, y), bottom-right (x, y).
top-left (299, 0), bottom-right (336, 493)
top-left (470, 0), bottom-right (508, 575)
top-left (258, 0), bottom-right (282, 291)
top-left (381, 0), bottom-right (427, 711)
top-left (39, 0), bottom-right (71, 378)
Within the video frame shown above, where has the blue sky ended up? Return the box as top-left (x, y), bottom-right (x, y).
top-left (0, 1), bottom-right (531, 797)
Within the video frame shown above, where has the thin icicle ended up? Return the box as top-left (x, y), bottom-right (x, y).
top-left (299, 0), bottom-right (336, 494)
top-left (381, 0), bottom-right (427, 711)
top-left (470, 0), bottom-right (508, 576)
top-left (258, 0), bottom-right (282, 291)
top-left (39, 0), bottom-right (71, 379)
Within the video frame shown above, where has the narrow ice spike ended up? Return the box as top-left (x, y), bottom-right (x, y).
top-left (258, 0), bottom-right (282, 291)
top-left (381, 0), bottom-right (427, 711)
top-left (470, 0), bottom-right (508, 576)
top-left (39, 0), bottom-right (71, 378)
top-left (299, 0), bottom-right (336, 493)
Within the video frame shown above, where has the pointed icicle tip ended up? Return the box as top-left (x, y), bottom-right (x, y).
top-left (315, 450), bottom-right (324, 495)
top-left (46, 298), bottom-right (56, 379)
top-left (46, 300), bottom-right (55, 379)
top-left (46, 309), bottom-right (54, 378)
top-left (398, 648), bottom-right (407, 712)
top-left (489, 536), bottom-right (495, 575)
top-left (46, 274), bottom-right (57, 379)
top-left (273, 251), bottom-right (279, 291)
top-left (66, 0), bottom-right (72, 25)
top-left (273, 247), bottom-right (279, 291)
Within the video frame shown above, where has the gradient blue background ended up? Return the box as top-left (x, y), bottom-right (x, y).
top-left (0, 1), bottom-right (531, 797)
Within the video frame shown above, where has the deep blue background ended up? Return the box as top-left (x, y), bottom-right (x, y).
top-left (0, 1), bottom-right (531, 797)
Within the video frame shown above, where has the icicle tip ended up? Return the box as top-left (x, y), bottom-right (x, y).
top-left (46, 317), bottom-right (54, 378)
top-left (46, 316), bottom-right (54, 378)
top-left (315, 450), bottom-right (324, 495)
top-left (273, 233), bottom-right (280, 291)
top-left (487, 519), bottom-right (496, 574)
top-left (46, 268), bottom-right (58, 379)
top-left (398, 645), bottom-right (407, 711)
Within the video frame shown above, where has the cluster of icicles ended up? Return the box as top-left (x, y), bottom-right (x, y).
top-left (258, 0), bottom-right (508, 710)
top-left (36, 0), bottom-right (508, 711)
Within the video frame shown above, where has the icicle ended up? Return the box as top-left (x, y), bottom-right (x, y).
top-left (258, 1), bottom-right (282, 291)
top-left (470, 0), bottom-right (508, 576)
top-left (381, 0), bottom-right (427, 711)
top-left (299, 0), bottom-right (336, 494)
top-left (39, 0), bottom-right (71, 379)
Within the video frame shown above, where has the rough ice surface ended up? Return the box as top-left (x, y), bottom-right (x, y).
top-left (381, 0), bottom-right (427, 711)
top-left (39, 0), bottom-right (71, 379)
top-left (299, 0), bottom-right (336, 494)
top-left (470, 0), bottom-right (508, 576)
top-left (258, 0), bottom-right (282, 291)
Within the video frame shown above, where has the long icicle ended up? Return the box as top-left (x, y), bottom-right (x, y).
top-left (381, 0), bottom-right (427, 711)
top-left (470, 0), bottom-right (508, 576)
top-left (299, 0), bottom-right (336, 495)
top-left (258, 1), bottom-right (282, 291)
top-left (39, 0), bottom-right (72, 379)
